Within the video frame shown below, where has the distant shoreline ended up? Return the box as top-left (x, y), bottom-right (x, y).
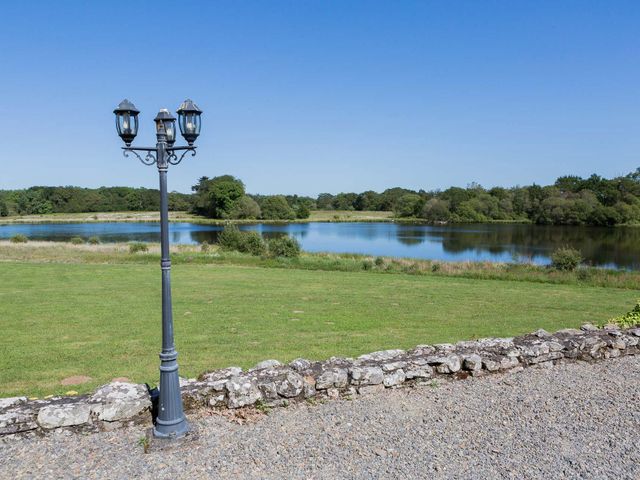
top-left (2, 210), bottom-right (638, 227)
top-left (0, 210), bottom-right (397, 226)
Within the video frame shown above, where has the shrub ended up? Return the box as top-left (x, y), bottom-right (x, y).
top-left (374, 256), bottom-right (385, 267)
top-left (129, 242), bottom-right (149, 254)
top-left (217, 225), bottom-right (244, 251)
top-left (200, 241), bottom-right (210, 253)
top-left (604, 300), bottom-right (640, 328)
top-left (362, 259), bottom-right (374, 270)
top-left (69, 236), bottom-right (84, 245)
top-left (550, 246), bottom-right (582, 271)
top-left (10, 234), bottom-right (28, 243)
top-left (576, 268), bottom-right (591, 281)
top-left (88, 236), bottom-right (100, 245)
top-left (241, 231), bottom-right (267, 256)
top-left (217, 225), bottom-right (266, 256)
top-left (267, 236), bottom-right (301, 258)
top-left (402, 262), bottom-right (421, 274)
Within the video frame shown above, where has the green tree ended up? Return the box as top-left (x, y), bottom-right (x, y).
top-left (421, 198), bottom-right (451, 222)
top-left (261, 195), bottom-right (296, 220)
top-left (440, 187), bottom-right (472, 212)
top-left (511, 188), bottom-right (531, 217)
top-left (332, 193), bottom-right (358, 210)
top-left (378, 187), bottom-right (415, 211)
top-left (316, 193), bottom-right (334, 210)
top-left (285, 195), bottom-right (314, 218)
top-left (589, 204), bottom-right (621, 226)
top-left (191, 175), bottom-right (245, 218)
top-left (125, 191), bottom-right (145, 211)
top-left (168, 192), bottom-right (193, 211)
top-left (230, 195), bottom-right (261, 219)
top-left (294, 203), bottom-right (310, 219)
top-left (555, 175), bottom-right (583, 193)
top-left (354, 191), bottom-right (381, 211)
top-left (394, 193), bottom-right (423, 217)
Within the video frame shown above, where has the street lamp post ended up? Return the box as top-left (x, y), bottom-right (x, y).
top-left (113, 98), bottom-right (203, 438)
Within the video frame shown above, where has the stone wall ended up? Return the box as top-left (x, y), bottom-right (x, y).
top-left (2, 324), bottom-right (638, 438)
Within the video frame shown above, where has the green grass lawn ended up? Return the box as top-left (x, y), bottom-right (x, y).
top-left (0, 261), bottom-right (636, 397)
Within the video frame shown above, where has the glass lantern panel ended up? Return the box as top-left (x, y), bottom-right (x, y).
top-left (120, 113), bottom-right (131, 134)
top-left (185, 113), bottom-right (197, 134)
top-left (131, 114), bottom-right (138, 135)
top-left (165, 121), bottom-right (176, 142)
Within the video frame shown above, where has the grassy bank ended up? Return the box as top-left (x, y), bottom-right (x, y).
top-left (0, 209), bottom-right (395, 225)
top-left (1, 258), bottom-right (637, 398)
top-left (1, 241), bottom-right (639, 289)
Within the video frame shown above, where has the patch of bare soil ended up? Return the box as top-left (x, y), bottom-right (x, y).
top-left (60, 375), bottom-right (92, 386)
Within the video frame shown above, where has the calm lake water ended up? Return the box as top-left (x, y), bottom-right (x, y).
top-left (1, 222), bottom-right (639, 269)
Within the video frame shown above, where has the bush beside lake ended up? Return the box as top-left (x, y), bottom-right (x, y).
top-left (217, 225), bottom-right (301, 258)
top-left (10, 234), bottom-right (28, 243)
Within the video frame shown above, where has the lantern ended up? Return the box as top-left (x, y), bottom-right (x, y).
top-left (154, 109), bottom-right (177, 146)
top-left (113, 99), bottom-right (139, 146)
top-left (176, 99), bottom-right (202, 145)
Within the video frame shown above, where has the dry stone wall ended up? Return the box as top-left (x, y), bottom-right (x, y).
top-left (2, 324), bottom-right (638, 438)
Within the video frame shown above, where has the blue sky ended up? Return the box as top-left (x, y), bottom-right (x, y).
top-left (0, 1), bottom-right (638, 196)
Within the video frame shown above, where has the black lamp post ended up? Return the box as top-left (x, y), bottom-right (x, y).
top-left (113, 98), bottom-right (202, 438)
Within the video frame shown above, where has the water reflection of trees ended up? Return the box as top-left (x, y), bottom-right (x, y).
top-left (8, 221), bottom-right (638, 270)
top-left (189, 230), bottom-right (221, 244)
top-left (433, 225), bottom-right (640, 269)
top-left (260, 223), bottom-right (310, 241)
top-left (187, 223), bottom-right (640, 268)
top-left (396, 227), bottom-right (428, 246)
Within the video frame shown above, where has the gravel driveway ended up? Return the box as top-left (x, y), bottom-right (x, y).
top-left (2, 356), bottom-right (638, 479)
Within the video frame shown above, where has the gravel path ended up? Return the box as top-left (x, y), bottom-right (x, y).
top-left (2, 356), bottom-right (639, 479)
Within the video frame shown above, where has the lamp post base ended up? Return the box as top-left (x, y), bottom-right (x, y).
top-left (153, 350), bottom-right (189, 439)
top-left (153, 418), bottom-right (189, 439)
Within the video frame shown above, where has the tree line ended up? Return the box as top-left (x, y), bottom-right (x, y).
top-left (190, 176), bottom-right (313, 220)
top-left (0, 186), bottom-right (192, 216)
top-left (316, 169), bottom-right (640, 226)
top-left (2, 169), bottom-right (640, 225)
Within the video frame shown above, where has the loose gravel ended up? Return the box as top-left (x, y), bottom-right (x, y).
top-left (1, 356), bottom-right (639, 479)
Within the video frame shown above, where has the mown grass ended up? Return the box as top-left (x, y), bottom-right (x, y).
top-left (0, 243), bottom-right (638, 397)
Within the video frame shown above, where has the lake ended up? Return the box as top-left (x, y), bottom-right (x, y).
top-left (1, 221), bottom-right (638, 269)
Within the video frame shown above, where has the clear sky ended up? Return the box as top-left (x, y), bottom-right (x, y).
top-left (1, 1), bottom-right (638, 196)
